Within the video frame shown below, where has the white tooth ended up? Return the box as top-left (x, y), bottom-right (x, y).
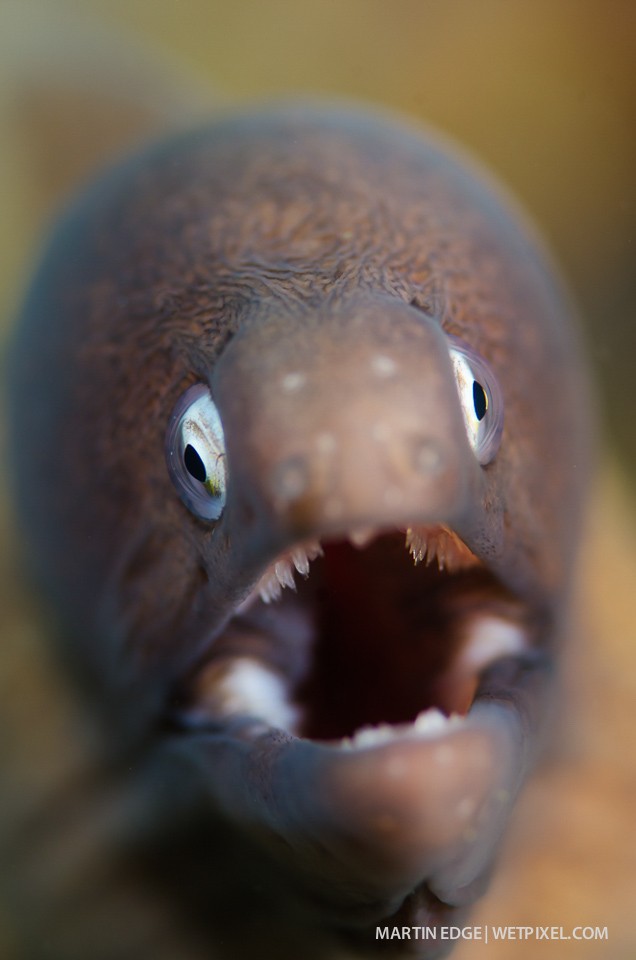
top-left (274, 560), bottom-right (296, 590)
top-left (305, 539), bottom-right (324, 560)
top-left (341, 711), bottom-right (466, 751)
top-left (349, 527), bottom-right (376, 548)
top-left (408, 525), bottom-right (480, 572)
top-left (254, 540), bottom-right (324, 606)
top-left (413, 708), bottom-right (463, 735)
top-left (350, 723), bottom-right (397, 747)
top-left (413, 708), bottom-right (448, 733)
top-left (406, 527), bottom-right (427, 565)
top-left (291, 549), bottom-right (310, 576)
top-left (259, 578), bottom-right (282, 603)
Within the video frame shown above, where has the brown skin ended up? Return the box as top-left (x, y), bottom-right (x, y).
top-left (7, 104), bottom-right (591, 957)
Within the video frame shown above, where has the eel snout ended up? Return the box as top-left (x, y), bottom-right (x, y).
top-left (214, 294), bottom-right (481, 556)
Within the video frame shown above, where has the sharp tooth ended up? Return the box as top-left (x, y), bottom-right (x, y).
top-left (274, 560), bottom-right (296, 591)
top-left (305, 539), bottom-right (324, 560)
top-left (406, 525), bottom-right (479, 572)
top-left (349, 527), bottom-right (377, 548)
top-left (254, 539), bottom-right (324, 605)
top-left (291, 539), bottom-right (323, 576)
top-left (259, 578), bottom-right (282, 604)
top-left (406, 527), bottom-right (426, 564)
top-left (291, 549), bottom-right (310, 576)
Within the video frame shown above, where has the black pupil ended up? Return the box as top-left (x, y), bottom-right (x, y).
top-left (473, 381), bottom-right (487, 421)
top-left (184, 444), bottom-right (207, 482)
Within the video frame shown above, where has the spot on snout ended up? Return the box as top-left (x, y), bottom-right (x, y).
top-left (411, 437), bottom-right (445, 476)
top-left (271, 455), bottom-right (309, 502)
top-left (280, 372), bottom-right (307, 393)
top-left (371, 354), bottom-right (398, 378)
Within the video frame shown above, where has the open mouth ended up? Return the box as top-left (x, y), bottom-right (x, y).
top-left (177, 523), bottom-right (528, 750)
top-left (166, 520), bottom-right (542, 921)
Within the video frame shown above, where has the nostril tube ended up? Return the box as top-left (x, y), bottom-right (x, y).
top-left (270, 455), bottom-right (310, 503)
top-left (410, 437), bottom-right (446, 476)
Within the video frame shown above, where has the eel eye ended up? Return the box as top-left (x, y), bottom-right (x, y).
top-left (165, 383), bottom-right (227, 520)
top-left (448, 336), bottom-right (503, 464)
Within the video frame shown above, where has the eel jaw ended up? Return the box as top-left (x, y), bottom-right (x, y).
top-left (251, 523), bottom-right (479, 605)
top-left (169, 523), bottom-right (548, 939)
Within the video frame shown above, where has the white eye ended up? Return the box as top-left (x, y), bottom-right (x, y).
top-left (165, 384), bottom-right (227, 520)
top-left (448, 337), bottom-right (503, 465)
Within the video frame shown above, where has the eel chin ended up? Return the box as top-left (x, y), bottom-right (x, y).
top-left (170, 525), bottom-right (545, 934)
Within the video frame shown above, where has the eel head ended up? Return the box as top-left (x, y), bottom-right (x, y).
top-left (7, 106), bottom-right (589, 955)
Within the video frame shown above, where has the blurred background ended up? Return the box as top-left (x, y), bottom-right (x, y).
top-left (0, 1), bottom-right (634, 958)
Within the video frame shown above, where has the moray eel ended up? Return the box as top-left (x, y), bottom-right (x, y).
top-left (7, 104), bottom-right (590, 957)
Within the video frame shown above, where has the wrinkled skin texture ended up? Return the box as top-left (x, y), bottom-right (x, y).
top-left (6, 105), bottom-right (591, 958)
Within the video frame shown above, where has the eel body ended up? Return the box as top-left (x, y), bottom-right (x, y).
top-left (6, 104), bottom-right (591, 958)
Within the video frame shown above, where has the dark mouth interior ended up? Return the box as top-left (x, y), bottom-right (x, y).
top-left (179, 530), bottom-right (516, 742)
top-left (295, 533), bottom-right (502, 740)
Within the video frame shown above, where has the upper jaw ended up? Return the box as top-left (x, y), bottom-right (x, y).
top-left (248, 522), bottom-right (483, 605)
